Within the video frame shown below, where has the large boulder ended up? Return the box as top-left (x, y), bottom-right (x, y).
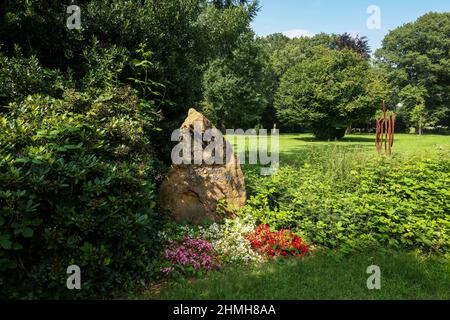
top-left (159, 108), bottom-right (246, 224)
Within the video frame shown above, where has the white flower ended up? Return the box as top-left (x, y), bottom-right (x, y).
top-left (165, 216), bottom-right (263, 265)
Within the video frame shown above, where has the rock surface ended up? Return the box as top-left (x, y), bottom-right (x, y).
top-left (159, 108), bottom-right (246, 224)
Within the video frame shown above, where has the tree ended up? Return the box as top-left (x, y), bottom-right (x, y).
top-left (211, 0), bottom-right (255, 9)
top-left (334, 33), bottom-right (371, 60)
top-left (376, 12), bottom-right (450, 127)
top-left (398, 85), bottom-right (434, 134)
top-left (271, 32), bottom-right (371, 79)
top-left (275, 46), bottom-right (388, 139)
top-left (202, 32), bottom-right (272, 129)
top-left (0, 0), bottom-right (258, 123)
top-left (253, 33), bottom-right (291, 128)
top-left (271, 33), bottom-right (336, 78)
top-left (410, 104), bottom-right (430, 135)
top-left (257, 33), bottom-right (290, 56)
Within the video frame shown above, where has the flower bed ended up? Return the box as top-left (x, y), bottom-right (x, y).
top-left (195, 217), bottom-right (264, 265)
top-left (247, 224), bottom-right (310, 258)
top-left (159, 219), bottom-right (310, 278)
top-left (161, 237), bottom-right (221, 277)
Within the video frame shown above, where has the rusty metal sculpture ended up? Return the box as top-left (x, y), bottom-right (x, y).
top-left (375, 101), bottom-right (395, 155)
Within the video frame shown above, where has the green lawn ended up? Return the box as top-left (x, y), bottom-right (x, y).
top-left (233, 133), bottom-right (450, 164)
top-left (142, 133), bottom-right (450, 300)
top-left (229, 133), bottom-right (450, 175)
top-left (141, 250), bottom-right (450, 300)
top-left (276, 133), bottom-right (449, 159)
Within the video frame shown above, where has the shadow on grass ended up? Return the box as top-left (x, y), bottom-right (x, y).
top-left (143, 250), bottom-right (450, 300)
top-left (340, 136), bottom-right (376, 143)
top-left (293, 135), bottom-right (375, 143)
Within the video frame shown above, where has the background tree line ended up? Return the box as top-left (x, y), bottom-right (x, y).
top-left (201, 12), bottom-right (449, 139)
top-left (0, 2), bottom-right (448, 138)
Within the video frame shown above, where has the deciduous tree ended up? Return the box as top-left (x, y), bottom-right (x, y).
top-left (275, 46), bottom-right (388, 139)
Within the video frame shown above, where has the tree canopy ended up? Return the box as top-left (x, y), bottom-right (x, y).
top-left (0, 0), bottom-right (258, 123)
top-left (376, 12), bottom-right (450, 128)
top-left (275, 46), bottom-right (389, 139)
top-left (202, 32), bottom-right (273, 129)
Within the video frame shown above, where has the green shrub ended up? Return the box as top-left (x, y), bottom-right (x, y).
top-left (0, 50), bottom-right (65, 107)
top-left (0, 86), bottom-right (164, 298)
top-left (243, 153), bottom-right (450, 255)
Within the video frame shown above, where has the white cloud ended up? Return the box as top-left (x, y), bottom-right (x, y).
top-left (283, 29), bottom-right (314, 39)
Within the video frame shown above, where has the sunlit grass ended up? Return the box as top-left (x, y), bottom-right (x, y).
top-left (140, 250), bottom-right (450, 300)
top-left (227, 133), bottom-right (450, 167)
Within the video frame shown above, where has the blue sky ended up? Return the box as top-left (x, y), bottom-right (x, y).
top-left (251, 0), bottom-right (450, 53)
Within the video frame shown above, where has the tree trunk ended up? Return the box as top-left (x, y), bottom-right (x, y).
top-left (346, 124), bottom-right (352, 135)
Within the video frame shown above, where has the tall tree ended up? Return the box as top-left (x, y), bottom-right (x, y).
top-left (334, 33), bottom-right (371, 60)
top-left (257, 33), bottom-right (290, 56)
top-left (275, 46), bottom-right (389, 139)
top-left (398, 85), bottom-right (435, 134)
top-left (202, 31), bottom-right (272, 129)
top-left (376, 12), bottom-right (450, 127)
top-left (255, 33), bottom-right (291, 128)
top-left (271, 33), bottom-right (336, 78)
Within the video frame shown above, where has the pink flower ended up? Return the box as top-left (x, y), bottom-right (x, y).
top-left (162, 237), bottom-right (221, 275)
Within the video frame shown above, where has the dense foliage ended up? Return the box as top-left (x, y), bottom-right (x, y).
top-left (202, 31), bottom-right (273, 129)
top-left (0, 87), bottom-right (164, 298)
top-left (275, 46), bottom-right (389, 139)
top-left (0, 0), bottom-right (257, 124)
top-left (376, 12), bottom-right (450, 130)
top-left (0, 50), bottom-right (65, 107)
top-left (243, 153), bottom-right (450, 255)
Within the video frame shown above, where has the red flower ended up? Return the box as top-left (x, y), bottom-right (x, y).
top-left (246, 224), bottom-right (310, 259)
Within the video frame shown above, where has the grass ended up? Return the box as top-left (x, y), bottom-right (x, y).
top-left (229, 133), bottom-right (450, 167)
top-left (142, 133), bottom-right (450, 300)
top-left (276, 133), bottom-right (449, 163)
top-left (141, 250), bottom-right (450, 300)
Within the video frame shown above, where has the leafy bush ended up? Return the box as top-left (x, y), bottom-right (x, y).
top-left (243, 153), bottom-right (450, 255)
top-left (0, 50), bottom-right (65, 106)
top-left (0, 86), bottom-right (164, 298)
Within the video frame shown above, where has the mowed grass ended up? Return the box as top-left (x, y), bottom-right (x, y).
top-left (229, 133), bottom-right (450, 167)
top-left (276, 133), bottom-right (449, 161)
top-left (142, 250), bottom-right (450, 300)
top-left (143, 133), bottom-right (450, 300)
